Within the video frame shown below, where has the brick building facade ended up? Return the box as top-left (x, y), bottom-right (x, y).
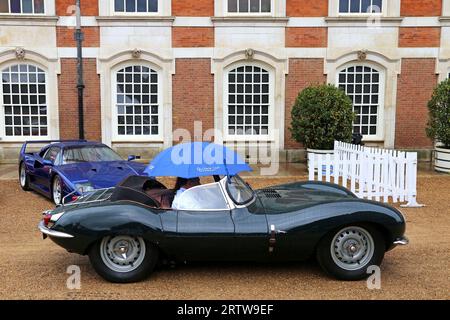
top-left (1, 0), bottom-right (450, 162)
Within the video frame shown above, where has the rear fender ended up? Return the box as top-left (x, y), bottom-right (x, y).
top-left (50, 203), bottom-right (163, 255)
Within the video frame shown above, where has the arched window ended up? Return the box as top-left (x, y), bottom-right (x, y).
top-left (114, 65), bottom-right (160, 138)
top-left (225, 65), bottom-right (272, 137)
top-left (1, 63), bottom-right (48, 138)
top-left (338, 64), bottom-right (384, 137)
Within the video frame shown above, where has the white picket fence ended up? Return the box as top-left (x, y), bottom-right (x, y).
top-left (308, 141), bottom-right (424, 207)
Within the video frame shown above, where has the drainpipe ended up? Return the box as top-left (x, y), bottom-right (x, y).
top-left (75, 0), bottom-right (85, 140)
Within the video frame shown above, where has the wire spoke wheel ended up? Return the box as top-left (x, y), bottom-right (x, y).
top-left (100, 236), bottom-right (146, 273)
top-left (330, 226), bottom-right (375, 271)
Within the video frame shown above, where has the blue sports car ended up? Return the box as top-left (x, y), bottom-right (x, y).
top-left (19, 140), bottom-right (147, 205)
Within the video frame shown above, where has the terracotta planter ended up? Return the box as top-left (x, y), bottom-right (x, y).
top-left (435, 147), bottom-right (450, 173)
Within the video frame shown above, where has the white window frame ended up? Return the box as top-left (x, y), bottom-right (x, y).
top-left (0, 62), bottom-right (50, 141)
top-left (0, 0), bottom-right (47, 15)
top-left (223, 62), bottom-right (275, 142)
top-left (111, 63), bottom-right (164, 142)
top-left (336, 62), bottom-right (385, 141)
top-left (110, 0), bottom-right (165, 16)
top-left (224, 0), bottom-right (274, 16)
top-left (337, 0), bottom-right (385, 16)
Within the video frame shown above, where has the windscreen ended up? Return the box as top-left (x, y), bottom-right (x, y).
top-left (226, 175), bottom-right (254, 205)
top-left (63, 146), bottom-right (123, 164)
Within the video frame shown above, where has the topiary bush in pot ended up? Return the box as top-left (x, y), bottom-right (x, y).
top-left (290, 84), bottom-right (355, 151)
top-left (426, 78), bottom-right (450, 173)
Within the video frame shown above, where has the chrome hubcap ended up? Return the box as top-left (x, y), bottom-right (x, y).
top-left (100, 236), bottom-right (146, 273)
top-left (330, 226), bottom-right (374, 271)
top-left (20, 165), bottom-right (26, 186)
top-left (53, 178), bottom-right (61, 204)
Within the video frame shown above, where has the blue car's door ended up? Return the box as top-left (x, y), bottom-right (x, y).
top-left (33, 146), bottom-right (61, 194)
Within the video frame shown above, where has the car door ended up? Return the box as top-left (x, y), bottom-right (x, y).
top-left (34, 146), bottom-right (61, 193)
top-left (230, 205), bottom-right (270, 261)
top-left (174, 182), bottom-right (236, 261)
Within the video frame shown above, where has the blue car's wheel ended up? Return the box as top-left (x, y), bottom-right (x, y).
top-left (19, 162), bottom-right (30, 191)
top-left (316, 224), bottom-right (385, 281)
top-left (52, 175), bottom-right (63, 205)
top-left (89, 235), bottom-right (159, 283)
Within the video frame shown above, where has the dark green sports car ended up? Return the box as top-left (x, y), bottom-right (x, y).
top-left (38, 174), bottom-right (408, 283)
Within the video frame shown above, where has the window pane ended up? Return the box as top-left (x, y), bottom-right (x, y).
top-left (228, 0), bottom-right (237, 12)
top-left (361, 0), bottom-right (370, 12)
top-left (137, 0), bottom-right (146, 12)
top-left (34, 0), bottom-right (44, 13)
top-left (126, 0), bottom-right (135, 12)
top-left (10, 0), bottom-right (21, 13)
top-left (350, 0), bottom-right (360, 13)
top-left (22, 0), bottom-right (32, 13)
top-left (239, 0), bottom-right (249, 12)
top-left (250, 0), bottom-right (259, 12)
top-left (115, 0), bottom-right (124, 12)
top-left (339, 0), bottom-right (349, 12)
top-left (0, 0), bottom-right (8, 13)
top-left (148, 0), bottom-right (157, 12)
top-left (372, 0), bottom-right (382, 12)
top-left (261, 0), bottom-right (271, 12)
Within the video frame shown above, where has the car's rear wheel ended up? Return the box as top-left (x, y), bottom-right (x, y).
top-left (19, 162), bottom-right (30, 191)
top-left (89, 235), bottom-right (159, 283)
top-left (52, 175), bottom-right (63, 205)
top-left (316, 224), bottom-right (385, 281)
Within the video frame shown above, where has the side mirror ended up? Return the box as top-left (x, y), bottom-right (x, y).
top-left (128, 155), bottom-right (141, 161)
top-left (42, 159), bottom-right (53, 166)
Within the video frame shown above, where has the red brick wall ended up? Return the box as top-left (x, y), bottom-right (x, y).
top-left (172, 27), bottom-right (215, 47)
top-left (285, 59), bottom-right (326, 149)
top-left (172, 59), bottom-right (214, 142)
top-left (286, 0), bottom-right (328, 17)
top-left (56, 27), bottom-right (100, 47)
top-left (172, 0), bottom-right (214, 16)
top-left (286, 27), bottom-right (328, 47)
top-left (58, 59), bottom-right (101, 141)
top-left (401, 0), bottom-right (442, 16)
top-left (395, 59), bottom-right (436, 148)
top-left (399, 27), bottom-right (441, 47)
top-left (56, 0), bottom-right (98, 16)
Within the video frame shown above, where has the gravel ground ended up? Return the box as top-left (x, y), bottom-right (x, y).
top-left (0, 175), bottom-right (448, 300)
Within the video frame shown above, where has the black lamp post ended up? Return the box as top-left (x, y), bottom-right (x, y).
top-left (75, 0), bottom-right (85, 140)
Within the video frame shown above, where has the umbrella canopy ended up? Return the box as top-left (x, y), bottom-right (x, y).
top-left (143, 142), bottom-right (252, 178)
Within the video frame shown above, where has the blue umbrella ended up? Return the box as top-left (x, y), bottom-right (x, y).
top-left (143, 142), bottom-right (252, 178)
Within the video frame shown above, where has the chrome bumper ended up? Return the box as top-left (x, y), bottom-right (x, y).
top-left (38, 221), bottom-right (74, 239)
top-left (393, 236), bottom-right (409, 246)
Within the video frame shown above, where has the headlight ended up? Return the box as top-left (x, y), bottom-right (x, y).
top-left (75, 182), bottom-right (94, 194)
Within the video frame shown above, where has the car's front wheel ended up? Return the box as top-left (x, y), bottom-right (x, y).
top-left (89, 235), bottom-right (159, 283)
top-left (316, 224), bottom-right (385, 281)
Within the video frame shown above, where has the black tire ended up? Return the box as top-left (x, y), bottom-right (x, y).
top-left (88, 236), bottom-right (159, 283)
top-left (316, 224), bottom-right (385, 281)
top-left (19, 162), bottom-right (31, 191)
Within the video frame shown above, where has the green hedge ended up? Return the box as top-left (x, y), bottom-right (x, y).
top-left (426, 79), bottom-right (450, 149)
top-left (290, 84), bottom-right (355, 150)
